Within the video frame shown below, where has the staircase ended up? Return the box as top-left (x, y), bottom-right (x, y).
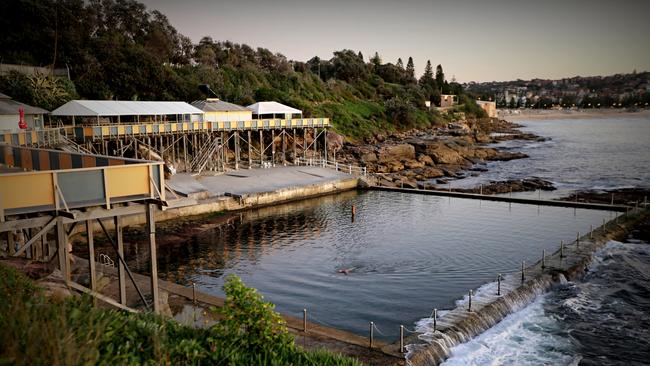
top-left (56, 135), bottom-right (92, 154)
top-left (190, 137), bottom-right (222, 174)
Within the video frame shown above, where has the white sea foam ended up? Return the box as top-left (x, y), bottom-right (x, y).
top-left (440, 295), bottom-right (577, 366)
top-left (436, 240), bottom-right (645, 365)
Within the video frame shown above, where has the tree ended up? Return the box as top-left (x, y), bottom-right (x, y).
top-left (435, 64), bottom-right (445, 88)
top-left (406, 57), bottom-right (415, 80)
top-left (385, 97), bottom-right (417, 126)
top-left (396, 58), bottom-right (404, 70)
top-left (370, 52), bottom-right (381, 73)
top-left (331, 49), bottom-right (368, 82)
top-left (357, 51), bottom-right (363, 61)
top-left (418, 60), bottom-right (436, 100)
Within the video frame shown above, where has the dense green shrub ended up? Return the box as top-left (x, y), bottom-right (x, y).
top-left (0, 265), bottom-right (362, 366)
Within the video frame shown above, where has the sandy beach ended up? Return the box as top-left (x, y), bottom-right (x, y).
top-left (500, 108), bottom-right (650, 121)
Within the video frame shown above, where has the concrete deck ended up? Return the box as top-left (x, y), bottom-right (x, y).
top-left (168, 166), bottom-right (354, 197)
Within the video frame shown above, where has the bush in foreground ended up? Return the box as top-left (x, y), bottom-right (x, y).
top-left (0, 265), bottom-right (362, 366)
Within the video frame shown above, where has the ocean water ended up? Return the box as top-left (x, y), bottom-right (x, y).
top-left (123, 190), bottom-right (612, 340)
top-left (450, 115), bottom-right (650, 198)
top-left (441, 240), bottom-right (650, 366)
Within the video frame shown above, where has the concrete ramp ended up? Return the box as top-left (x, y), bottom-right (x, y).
top-left (167, 166), bottom-right (353, 198)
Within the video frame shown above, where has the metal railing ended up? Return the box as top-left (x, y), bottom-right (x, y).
top-left (71, 118), bottom-right (331, 141)
top-left (294, 157), bottom-right (367, 176)
top-left (1, 128), bottom-right (65, 147)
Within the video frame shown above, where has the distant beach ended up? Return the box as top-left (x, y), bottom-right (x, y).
top-left (500, 108), bottom-right (650, 121)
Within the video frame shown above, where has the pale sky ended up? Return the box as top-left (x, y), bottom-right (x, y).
top-left (139, 0), bottom-right (650, 82)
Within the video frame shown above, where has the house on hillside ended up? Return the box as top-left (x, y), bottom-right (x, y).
top-left (191, 98), bottom-right (252, 122)
top-left (476, 100), bottom-right (497, 118)
top-left (0, 92), bottom-right (49, 132)
top-left (247, 101), bottom-right (302, 119)
top-left (440, 94), bottom-right (458, 108)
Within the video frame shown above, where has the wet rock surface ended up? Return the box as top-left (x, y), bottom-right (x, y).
top-left (452, 178), bottom-right (557, 195)
top-left (561, 187), bottom-right (650, 206)
top-left (336, 118), bottom-right (537, 189)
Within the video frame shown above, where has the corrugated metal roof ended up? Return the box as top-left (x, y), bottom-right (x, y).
top-left (51, 100), bottom-right (203, 116)
top-left (247, 101), bottom-right (302, 115)
top-left (191, 99), bottom-right (249, 112)
top-left (0, 97), bottom-right (50, 115)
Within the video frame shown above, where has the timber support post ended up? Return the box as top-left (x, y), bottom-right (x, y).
top-left (234, 131), bottom-right (240, 170)
top-left (56, 216), bottom-right (70, 281)
top-left (248, 130), bottom-right (252, 168)
top-left (86, 220), bottom-right (97, 305)
top-left (293, 129), bottom-right (297, 163)
top-left (114, 215), bottom-right (126, 306)
top-left (271, 129), bottom-right (276, 166)
top-left (259, 129), bottom-right (264, 166)
top-left (146, 203), bottom-right (160, 314)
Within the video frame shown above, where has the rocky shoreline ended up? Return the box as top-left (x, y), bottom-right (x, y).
top-left (335, 117), bottom-right (544, 190)
top-left (561, 187), bottom-right (650, 206)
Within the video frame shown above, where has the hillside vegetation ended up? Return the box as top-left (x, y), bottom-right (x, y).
top-left (0, 0), bottom-right (484, 139)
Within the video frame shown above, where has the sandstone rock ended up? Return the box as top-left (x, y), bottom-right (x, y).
top-left (488, 151), bottom-right (528, 161)
top-left (404, 159), bottom-right (425, 169)
top-left (417, 154), bottom-right (434, 166)
top-left (409, 140), bottom-right (465, 165)
top-left (377, 144), bottom-right (416, 162)
top-left (375, 164), bottom-right (390, 173)
top-left (387, 161), bottom-right (405, 172)
top-left (421, 167), bottom-right (444, 179)
top-left (454, 178), bottom-right (556, 195)
top-left (361, 152), bottom-right (378, 163)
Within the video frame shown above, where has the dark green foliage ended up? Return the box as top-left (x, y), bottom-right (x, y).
top-left (436, 64), bottom-right (445, 88)
top-left (0, 0), bottom-right (480, 139)
top-left (418, 60), bottom-right (437, 101)
top-left (405, 57), bottom-right (415, 82)
top-left (0, 265), bottom-right (362, 366)
top-left (0, 71), bottom-right (78, 110)
top-left (457, 94), bottom-right (488, 118)
top-left (215, 274), bottom-right (294, 354)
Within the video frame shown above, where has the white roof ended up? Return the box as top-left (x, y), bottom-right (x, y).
top-left (247, 101), bottom-right (301, 115)
top-left (51, 100), bottom-right (203, 116)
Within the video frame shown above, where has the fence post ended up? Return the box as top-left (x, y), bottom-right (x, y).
top-left (433, 308), bottom-right (437, 331)
top-left (560, 240), bottom-right (564, 258)
top-left (369, 322), bottom-right (374, 349)
top-left (303, 309), bottom-right (307, 332)
top-left (349, 165), bottom-right (352, 174)
top-left (541, 249), bottom-right (546, 269)
top-left (468, 290), bottom-right (473, 312)
top-left (400, 325), bottom-right (404, 353)
top-left (192, 282), bottom-right (197, 304)
top-left (521, 261), bottom-right (525, 283)
top-left (497, 274), bottom-right (502, 296)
